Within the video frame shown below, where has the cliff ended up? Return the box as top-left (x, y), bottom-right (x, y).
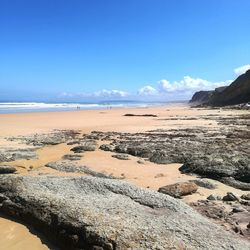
top-left (190, 70), bottom-right (250, 106)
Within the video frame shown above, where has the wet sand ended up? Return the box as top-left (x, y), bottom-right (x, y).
top-left (0, 216), bottom-right (50, 250)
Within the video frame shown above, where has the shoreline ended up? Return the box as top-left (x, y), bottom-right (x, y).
top-left (0, 101), bottom-right (188, 115)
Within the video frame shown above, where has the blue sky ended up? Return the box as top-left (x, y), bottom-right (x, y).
top-left (0, 0), bottom-right (250, 102)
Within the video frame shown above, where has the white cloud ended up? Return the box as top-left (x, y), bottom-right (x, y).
top-left (93, 89), bottom-right (128, 98)
top-left (59, 89), bottom-right (128, 99)
top-left (158, 76), bottom-right (232, 94)
top-left (158, 80), bottom-right (175, 92)
top-left (137, 85), bottom-right (158, 96)
top-left (234, 64), bottom-right (250, 76)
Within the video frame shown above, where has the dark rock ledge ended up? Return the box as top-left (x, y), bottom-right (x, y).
top-left (0, 175), bottom-right (250, 250)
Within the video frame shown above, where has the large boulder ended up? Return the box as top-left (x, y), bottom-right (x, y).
top-left (158, 182), bottom-right (198, 198)
top-left (0, 175), bottom-right (249, 249)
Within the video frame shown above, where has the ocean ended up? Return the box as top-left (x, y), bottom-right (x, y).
top-left (0, 101), bottom-right (186, 114)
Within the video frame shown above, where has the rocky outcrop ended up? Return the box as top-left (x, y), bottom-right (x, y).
top-left (0, 148), bottom-right (37, 162)
top-left (158, 182), bottom-right (198, 198)
top-left (8, 130), bottom-right (81, 146)
top-left (0, 175), bottom-right (250, 249)
top-left (95, 117), bottom-right (250, 190)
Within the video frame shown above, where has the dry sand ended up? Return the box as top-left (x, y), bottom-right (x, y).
top-left (0, 104), bottom-right (249, 249)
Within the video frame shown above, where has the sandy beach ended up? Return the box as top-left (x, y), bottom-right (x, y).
top-left (0, 104), bottom-right (249, 249)
top-left (1, 103), bottom-right (238, 136)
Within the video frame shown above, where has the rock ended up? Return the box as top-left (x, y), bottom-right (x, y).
top-left (137, 160), bottom-right (144, 164)
top-left (89, 125), bottom-right (250, 191)
top-left (158, 182), bottom-right (198, 198)
top-left (180, 158), bottom-right (250, 191)
top-left (0, 148), bottom-right (37, 162)
top-left (149, 150), bottom-right (171, 164)
top-left (45, 161), bottom-right (116, 179)
top-left (0, 175), bottom-right (249, 250)
top-left (207, 194), bottom-right (221, 201)
top-left (99, 144), bottom-right (114, 152)
top-left (191, 179), bottom-right (217, 190)
top-left (70, 140), bottom-right (96, 153)
top-left (223, 192), bottom-right (239, 202)
top-left (191, 200), bottom-right (250, 241)
top-left (207, 194), bottom-right (216, 201)
top-left (247, 223), bottom-right (250, 229)
top-left (70, 146), bottom-right (86, 153)
top-left (241, 193), bottom-right (250, 200)
top-left (124, 113), bottom-right (158, 117)
top-left (180, 161), bottom-right (238, 180)
top-left (233, 225), bottom-right (243, 235)
top-left (62, 154), bottom-right (82, 161)
top-left (232, 207), bottom-right (245, 213)
top-left (111, 154), bottom-right (130, 160)
top-left (221, 177), bottom-right (250, 191)
top-left (0, 165), bottom-right (16, 174)
top-left (216, 196), bottom-right (222, 201)
top-left (240, 200), bottom-right (250, 206)
top-left (8, 130), bottom-right (81, 146)
top-left (67, 141), bottom-right (80, 145)
top-left (126, 146), bottom-right (154, 158)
